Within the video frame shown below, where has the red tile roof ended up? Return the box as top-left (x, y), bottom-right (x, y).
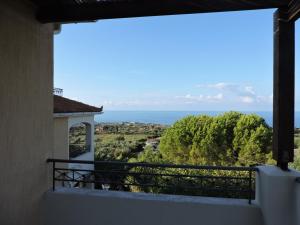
top-left (54, 95), bottom-right (103, 114)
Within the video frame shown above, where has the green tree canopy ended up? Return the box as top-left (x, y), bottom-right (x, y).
top-left (159, 112), bottom-right (272, 166)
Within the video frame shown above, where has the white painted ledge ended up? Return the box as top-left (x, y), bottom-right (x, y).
top-left (43, 188), bottom-right (263, 225)
top-left (52, 187), bottom-right (256, 206)
top-left (256, 165), bottom-right (300, 225)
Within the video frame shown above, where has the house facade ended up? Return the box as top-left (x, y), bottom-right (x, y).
top-left (53, 94), bottom-right (103, 187)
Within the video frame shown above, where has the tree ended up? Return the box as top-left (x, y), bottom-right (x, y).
top-left (233, 114), bottom-right (272, 166)
top-left (160, 115), bottom-right (213, 164)
top-left (159, 112), bottom-right (272, 166)
top-left (129, 145), bottom-right (162, 163)
top-left (190, 112), bottom-right (242, 165)
top-left (290, 155), bottom-right (300, 171)
top-left (115, 135), bottom-right (125, 143)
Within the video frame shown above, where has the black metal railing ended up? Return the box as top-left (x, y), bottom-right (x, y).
top-left (69, 144), bottom-right (91, 158)
top-left (53, 88), bottom-right (63, 96)
top-left (47, 158), bottom-right (258, 204)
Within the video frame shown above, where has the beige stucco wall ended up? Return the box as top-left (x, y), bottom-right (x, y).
top-left (0, 0), bottom-right (54, 224)
top-left (54, 117), bottom-right (69, 159)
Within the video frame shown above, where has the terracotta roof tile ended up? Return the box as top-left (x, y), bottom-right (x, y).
top-left (54, 95), bottom-right (103, 114)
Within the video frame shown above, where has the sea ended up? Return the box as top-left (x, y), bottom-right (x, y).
top-left (95, 111), bottom-right (300, 128)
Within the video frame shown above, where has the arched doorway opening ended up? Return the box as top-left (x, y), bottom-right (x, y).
top-left (69, 122), bottom-right (92, 158)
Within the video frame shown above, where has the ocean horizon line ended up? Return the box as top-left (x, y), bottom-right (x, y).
top-left (103, 110), bottom-right (275, 112)
top-left (94, 110), bottom-right (300, 127)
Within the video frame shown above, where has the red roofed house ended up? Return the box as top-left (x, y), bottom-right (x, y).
top-left (53, 91), bottom-right (103, 187)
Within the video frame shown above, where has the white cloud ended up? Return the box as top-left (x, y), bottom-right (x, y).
top-left (103, 100), bottom-right (114, 105)
top-left (196, 82), bottom-right (272, 105)
top-left (197, 82), bottom-right (237, 91)
top-left (101, 82), bottom-right (272, 110)
top-left (102, 98), bottom-right (175, 108)
top-left (197, 82), bottom-right (253, 95)
top-left (256, 94), bottom-right (273, 104)
top-left (176, 93), bottom-right (223, 103)
top-left (103, 100), bottom-right (143, 107)
top-left (68, 96), bottom-right (80, 101)
top-left (240, 96), bottom-right (255, 104)
top-left (245, 86), bottom-right (256, 95)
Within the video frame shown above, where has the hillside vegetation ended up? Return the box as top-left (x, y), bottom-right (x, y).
top-left (71, 112), bottom-right (300, 170)
top-left (133, 112), bottom-right (274, 167)
top-left (94, 123), bottom-right (166, 161)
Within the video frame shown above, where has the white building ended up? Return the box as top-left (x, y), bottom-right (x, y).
top-left (53, 94), bottom-right (103, 187)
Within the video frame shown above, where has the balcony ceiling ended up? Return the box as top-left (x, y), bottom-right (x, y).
top-left (32, 0), bottom-right (291, 23)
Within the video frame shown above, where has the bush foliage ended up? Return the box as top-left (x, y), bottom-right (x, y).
top-left (143, 112), bottom-right (274, 166)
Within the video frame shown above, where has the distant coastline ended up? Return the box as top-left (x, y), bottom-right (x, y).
top-left (95, 111), bottom-right (300, 128)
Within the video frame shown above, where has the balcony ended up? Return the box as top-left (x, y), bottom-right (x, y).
top-left (69, 144), bottom-right (91, 158)
top-left (43, 160), bottom-right (300, 225)
top-left (48, 158), bottom-right (257, 202)
top-left (53, 88), bottom-right (63, 96)
top-left (43, 159), bottom-right (300, 225)
top-left (49, 158), bottom-right (258, 200)
top-left (44, 158), bottom-right (263, 225)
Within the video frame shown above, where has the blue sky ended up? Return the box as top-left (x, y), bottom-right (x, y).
top-left (55, 9), bottom-right (300, 111)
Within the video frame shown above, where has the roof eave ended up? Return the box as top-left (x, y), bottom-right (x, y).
top-left (54, 111), bottom-right (103, 118)
top-left (34, 0), bottom-right (290, 24)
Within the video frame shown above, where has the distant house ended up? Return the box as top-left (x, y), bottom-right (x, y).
top-left (53, 94), bottom-right (103, 187)
top-left (145, 137), bottom-right (160, 150)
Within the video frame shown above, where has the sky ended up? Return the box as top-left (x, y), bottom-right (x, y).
top-left (54, 9), bottom-right (300, 111)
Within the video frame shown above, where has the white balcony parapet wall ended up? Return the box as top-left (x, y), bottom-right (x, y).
top-left (44, 165), bottom-right (300, 225)
top-left (43, 188), bottom-right (263, 225)
top-left (297, 178), bottom-right (300, 225)
top-left (256, 166), bottom-right (300, 225)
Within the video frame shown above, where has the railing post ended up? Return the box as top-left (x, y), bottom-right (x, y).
top-left (273, 8), bottom-right (295, 170)
top-left (248, 170), bottom-right (252, 204)
top-left (52, 161), bottom-right (55, 191)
